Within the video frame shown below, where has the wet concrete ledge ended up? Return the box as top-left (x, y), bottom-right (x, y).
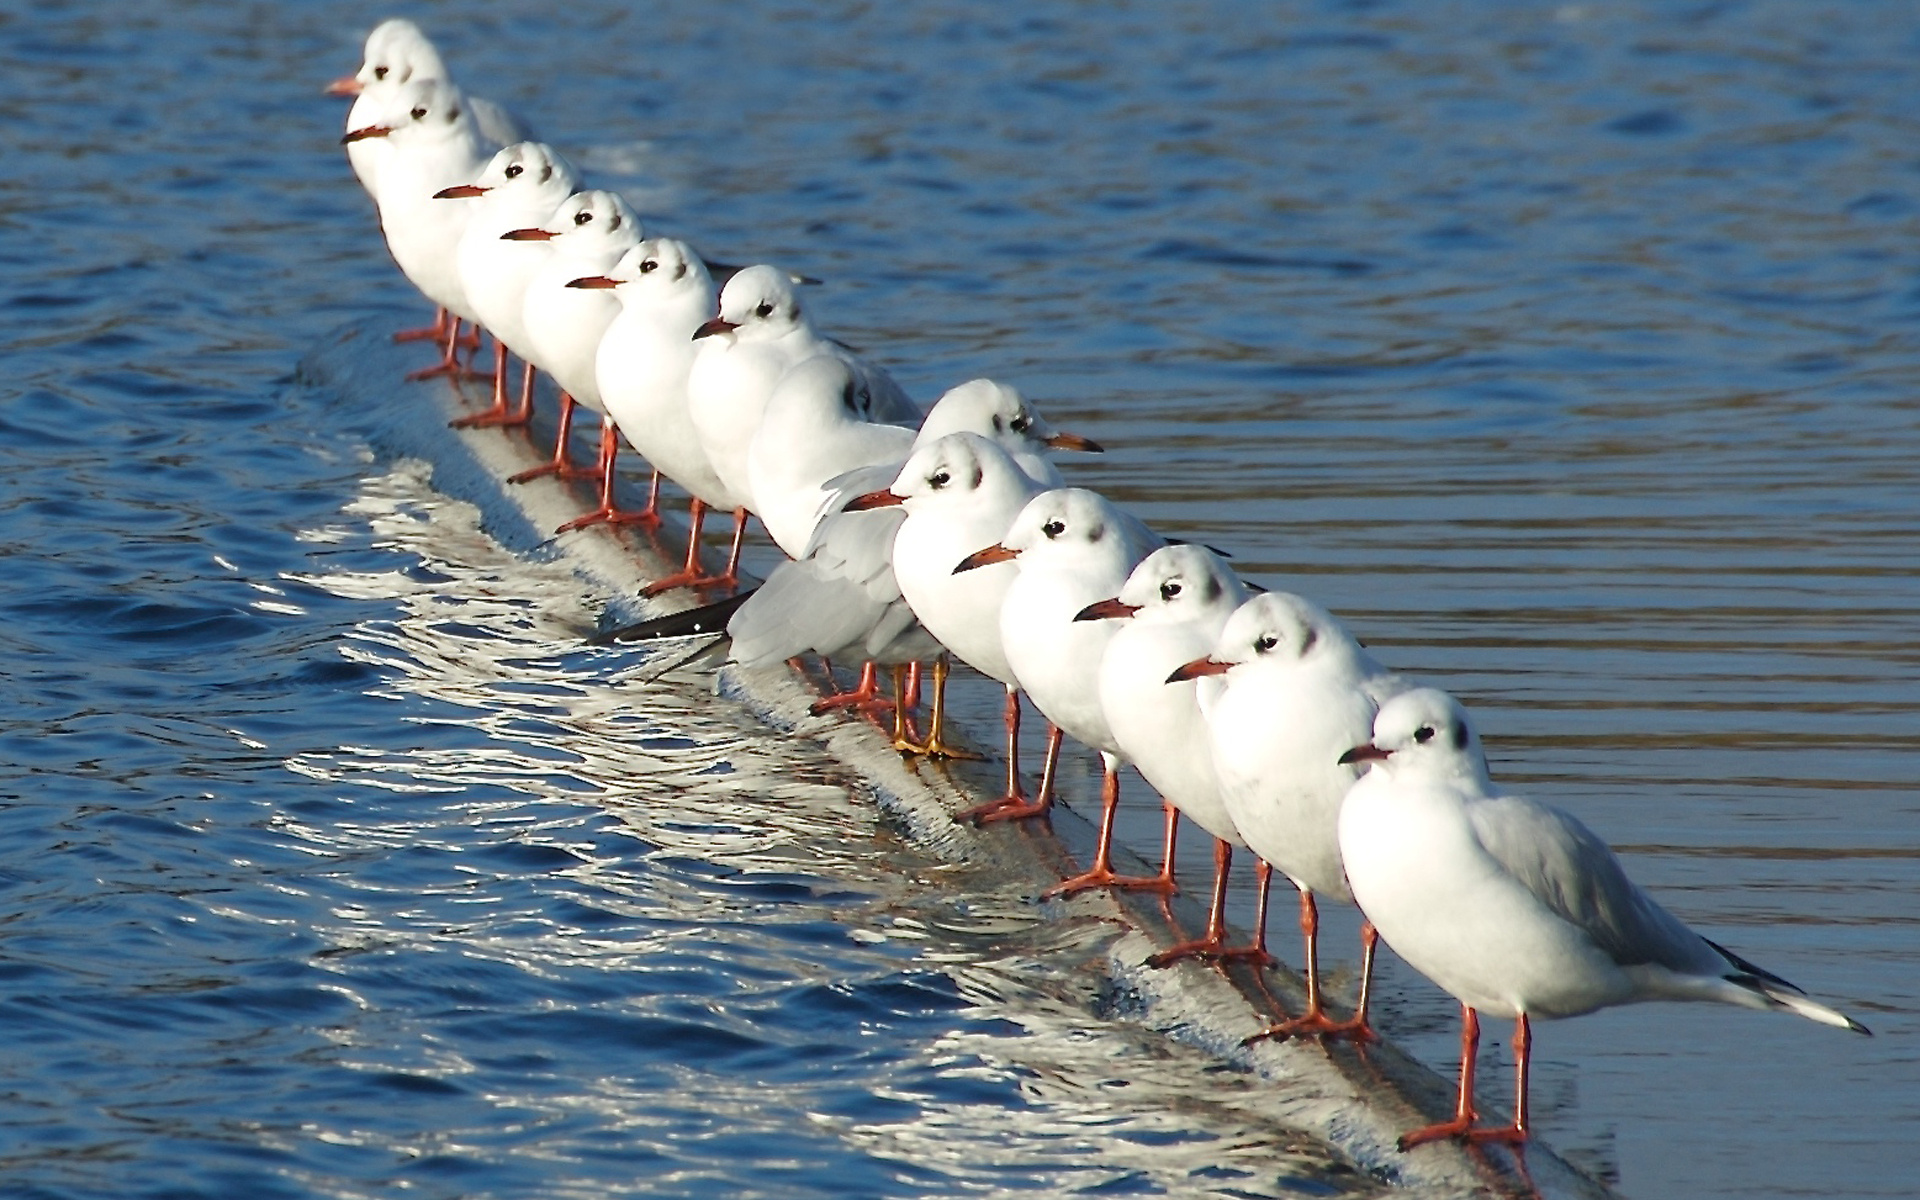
top-left (299, 318), bottom-right (1620, 1200)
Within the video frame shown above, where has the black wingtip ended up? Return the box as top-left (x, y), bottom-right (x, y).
top-left (590, 589), bottom-right (757, 645)
top-left (1706, 937), bottom-right (1805, 995)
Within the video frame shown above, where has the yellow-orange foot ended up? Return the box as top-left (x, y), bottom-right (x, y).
top-left (640, 570), bottom-right (737, 599)
top-left (953, 793), bottom-right (1049, 825)
top-left (1242, 1012), bottom-right (1377, 1046)
top-left (1146, 939), bottom-right (1275, 970)
top-left (556, 506), bottom-right (662, 535)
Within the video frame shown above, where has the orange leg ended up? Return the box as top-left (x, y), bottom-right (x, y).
top-left (1044, 766), bottom-right (1178, 897)
top-left (956, 720), bottom-right (1060, 824)
top-left (1398, 1007), bottom-right (1530, 1150)
top-left (450, 339), bottom-right (532, 429)
top-left (508, 393), bottom-right (596, 484)
top-left (556, 420), bottom-right (662, 533)
top-left (1146, 840), bottom-right (1271, 967)
top-left (393, 305), bottom-right (449, 343)
top-left (812, 660), bottom-right (894, 717)
top-left (1244, 890), bottom-right (1376, 1043)
top-left (895, 657), bottom-right (974, 758)
top-left (887, 664), bottom-right (924, 749)
top-left (642, 504), bottom-right (748, 596)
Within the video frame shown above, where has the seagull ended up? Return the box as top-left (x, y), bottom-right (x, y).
top-left (1174, 591), bottom-right (1408, 1041)
top-left (511, 190), bottom-right (649, 531)
top-left (576, 237), bottom-right (731, 581)
top-left (442, 142), bottom-right (580, 428)
top-left (1337, 687), bottom-right (1870, 1150)
top-left (952, 488), bottom-right (1161, 828)
top-left (683, 267), bottom-right (919, 585)
top-left (1078, 545), bottom-right (1261, 959)
top-left (842, 433), bottom-right (1045, 777)
top-left (346, 78), bottom-right (492, 378)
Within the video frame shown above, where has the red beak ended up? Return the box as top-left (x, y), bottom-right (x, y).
top-left (433, 184), bottom-right (489, 199)
top-left (953, 544), bottom-right (1019, 574)
top-left (1074, 597), bottom-right (1142, 622)
top-left (340, 125), bottom-right (391, 144)
top-left (1338, 742), bottom-right (1392, 765)
top-left (324, 76), bottom-right (363, 97)
top-left (567, 276), bottom-right (620, 289)
top-left (1045, 431), bottom-right (1104, 453)
top-left (693, 316), bottom-right (740, 340)
top-left (1165, 656), bottom-right (1231, 684)
top-left (843, 488), bottom-right (905, 512)
top-left (501, 228), bottom-right (555, 241)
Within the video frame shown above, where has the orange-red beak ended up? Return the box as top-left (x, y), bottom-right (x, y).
top-left (693, 316), bottom-right (739, 340)
top-left (1074, 597), bottom-right (1141, 622)
top-left (1045, 431), bottom-right (1104, 453)
top-left (843, 488), bottom-right (904, 512)
top-left (1165, 656), bottom-right (1231, 684)
top-left (953, 544), bottom-right (1019, 574)
top-left (340, 125), bottom-right (391, 144)
top-left (1338, 742), bottom-right (1392, 765)
top-left (567, 276), bottom-right (620, 289)
top-left (324, 76), bottom-right (362, 97)
top-left (434, 184), bottom-right (489, 199)
top-left (501, 228), bottom-right (555, 241)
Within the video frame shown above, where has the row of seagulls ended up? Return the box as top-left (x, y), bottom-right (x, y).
top-left (329, 18), bottom-right (1870, 1155)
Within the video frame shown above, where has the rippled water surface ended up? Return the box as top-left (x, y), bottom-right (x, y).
top-left (1, 1), bottom-right (1916, 1197)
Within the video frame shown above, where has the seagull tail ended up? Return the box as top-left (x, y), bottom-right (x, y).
top-left (1707, 939), bottom-right (1871, 1035)
top-left (590, 589), bottom-right (757, 645)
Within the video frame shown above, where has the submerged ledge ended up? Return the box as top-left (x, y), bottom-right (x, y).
top-left (298, 318), bottom-right (1619, 1200)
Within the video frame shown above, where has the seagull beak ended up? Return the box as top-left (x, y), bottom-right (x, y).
top-left (324, 76), bottom-right (363, 97)
top-left (434, 184), bottom-right (489, 199)
top-left (1074, 597), bottom-right (1141, 622)
top-left (843, 488), bottom-right (905, 512)
top-left (953, 544), bottom-right (1019, 574)
top-left (693, 316), bottom-right (740, 340)
top-left (567, 275), bottom-right (620, 289)
top-left (1338, 742), bottom-right (1392, 765)
top-left (501, 228), bottom-right (555, 241)
top-left (340, 125), bottom-right (392, 144)
top-left (1045, 431), bottom-right (1104, 453)
top-left (1165, 656), bottom-right (1231, 684)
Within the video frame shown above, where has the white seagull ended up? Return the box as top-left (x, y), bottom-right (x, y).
top-left (1175, 591), bottom-right (1408, 1041)
top-left (1079, 545), bottom-right (1260, 959)
top-left (441, 141), bottom-right (580, 428)
top-left (1337, 687), bottom-right (1869, 1150)
top-left (952, 488), bottom-right (1161, 827)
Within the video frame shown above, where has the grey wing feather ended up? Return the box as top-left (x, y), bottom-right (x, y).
top-left (727, 508), bottom-right (910, 666)
top-left (811, 462), bottom-right (903, 537)
top-left (1468, 795), bottom-right (1721, 976)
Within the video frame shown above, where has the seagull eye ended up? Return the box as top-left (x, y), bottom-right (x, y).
top-left (410, 106), bottom-right (428, 120)
top-left (1042, 519), bottom-right (1065, 538)
top-left (754, 302), bottom-right (774, 319)
top-left (373, 65), bottom-right (389, 80)
top-left (1160, 580), bottom-right (1182, 601)
top-left (504, 163), bottom-right (524, 179)
top-left (929, 470), bottom-right (951, 489)
top-left (1414, 726), bottom-right (1436, 744)
top-left (574, 210), bottom-right (593, 225)
top-left (639, 258), bottom-right (658, 274)
top-left (1010, 414), bottom-right (1031, 433)
top-left (1254, 634), bottom-right (1278, 654)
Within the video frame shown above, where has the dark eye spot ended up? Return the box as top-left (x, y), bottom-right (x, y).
top-left (929, 470), bottom-right (951, 490)
top-left (1300, 627), bottom-right (1318, 654)
top-left (754, 302), bottom-right (774, 319)
top-left (639, 258), bottom-right (658, 274)
top-left (1041, 519), bottom-right (1065, 539)
top-left (538, 164), bottom-right (552, 182)
top-left (574, 210), bottom-right (593, 225)
top-left (1453, 724), bottom-right (1470, 750)
top-left (1414, 726), bottom-right (1436, 744)
top-left (448, 107), bottom-right (460, 120)
top-left (672, 263), bottom-right (686, 280)
top-left (504, 163), bottom-right (524, 179)
top-left (1160, 580), bottom-right (1182, 602)
top-left (1010, 414), bottom-right (1031, 433)
top-left (373, 65), bottom-right (389, 80)
top-left (991, 414), bottom-right (1005, 431)
top-left (410, 106), bottom-right (427, 120)
top-left (1254, 634), bottom-right (1278, 654)
top-left (609, 214), bottom-right (622, 231)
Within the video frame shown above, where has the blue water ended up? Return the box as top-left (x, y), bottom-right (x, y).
top-left (2, 1), bottom-right (1916, 1197)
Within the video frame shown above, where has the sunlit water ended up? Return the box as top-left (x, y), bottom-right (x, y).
top-left (0, 2), bottom-right (1915, 1198)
